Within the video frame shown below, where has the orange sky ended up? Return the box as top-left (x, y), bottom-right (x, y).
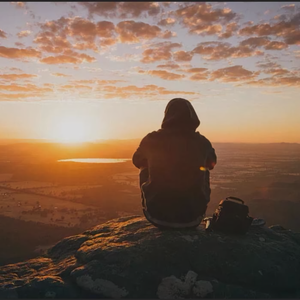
top-left (0, 2), bottom-right (299, 143)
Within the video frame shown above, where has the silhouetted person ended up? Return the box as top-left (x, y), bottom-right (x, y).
top-left (132, 98), bottom-right (217, 229)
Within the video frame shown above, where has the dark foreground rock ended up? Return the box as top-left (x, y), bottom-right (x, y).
top-left (1, 216), bottom-right (300, 299)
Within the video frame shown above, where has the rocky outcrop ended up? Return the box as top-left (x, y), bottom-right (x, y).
top-left (1, 216), bottom-right (300, 299)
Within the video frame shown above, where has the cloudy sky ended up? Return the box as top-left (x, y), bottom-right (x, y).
top-left (0, 2), bottom-right (299, 143)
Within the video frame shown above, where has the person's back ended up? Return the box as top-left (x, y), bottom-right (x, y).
top-left (132, 98), bottom-right (217, 228)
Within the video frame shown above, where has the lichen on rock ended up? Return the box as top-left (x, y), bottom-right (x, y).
top-left (157, 270), bottom-right (213, 299)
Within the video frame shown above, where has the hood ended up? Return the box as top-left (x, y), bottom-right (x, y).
top-left (161, 98), bottom-right (200, 131)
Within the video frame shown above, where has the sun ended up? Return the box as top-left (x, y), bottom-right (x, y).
top-left (54, 116), bottom-right (91, 143)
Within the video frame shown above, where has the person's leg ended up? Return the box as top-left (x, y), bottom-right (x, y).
top-left (143, 209), bottom-right (169, 230)
top-left (139, 168), bottom-right (149, 187)
top-left (204, 170), bottom-right (211, 205)
top-left (139, 168), bottom-right (149, 209)
top-left (143, 209), bottom-right (203, 230)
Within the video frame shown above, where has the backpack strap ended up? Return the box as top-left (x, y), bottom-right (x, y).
top-left (226, 196), bottom-right (244, 204)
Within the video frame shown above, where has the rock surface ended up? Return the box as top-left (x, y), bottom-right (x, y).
top-left (1, 215), bottom-right (300, 298)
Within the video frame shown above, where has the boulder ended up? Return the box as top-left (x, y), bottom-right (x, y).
top-left (0, 215), bottom-right (300, 298)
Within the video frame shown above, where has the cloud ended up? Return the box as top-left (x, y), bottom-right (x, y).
top-left (0, 92), bottom-right (26, 100)
top-left (69, 18), bottom-right (115, 41)
top-left (192, 41), bottom-right (263, 60)
top-left (281, 4), bottom-right (295, 11)
top-left (160, 30), bottom-right (176, 39)
top-left (219, 22), bottom-right (239, 39)
top-left (59, 84), bottom-right (91, 91)
top-left (43, 83), bottom-right (54, 87)
top-left (0, 30), bottom-right (7, 38)
top-left (181, 65), bottom-right (209, 81)
top-left (73, 42), bottom-right (98, 51)
top-left (40, 51), bottom-right (96, 64)
top-left (108, 54), bottom-right (140, 62)
top-left (210, 65), bottom-right (258, 82)
top-left (294, 50), bottom-right (300, 58)
top-left (264, 41), bottom-right (288, 50)
top-left (79, 2), bottom-right (162, 18)
top-left (261, 90), bottom-right (282, 94)
top-left (256, 61), bottom-right (281, 69)
top-left (238, 11), bottom-right (300, 45)
top-left (67, 17), bottom-right (98, 42)
top-left (173, 50), bottom-right (193, 62)
top-left (17, 30), bottom-right (31, 38)
top-left (184, 68), bottom-right (208, 73)
top-left (263, 68), bottom-right (291, 76)
top-left (35, 17), bottom-right (117, 53)
top-left (173, 3), bottom-right (238, 36)
top-left (0, 46), bottom-right (41, 59)
top-left (15, 42), bottom-right (25, 47)
top-left (189, 24), bottom-right (223, 36)
top-left (68, 79), bottom-right (96, 85)
top-left (35, 17), bottom-right (171, 54)
top-left (95, 21), bottom-right (116, 39)
top-left (51, 73), bottom-right (70, 77)
top-left (158, 18), bottom-right (176, 26)
top-left (240, 37), bottom-right (288, 51)
top-left (240, 37), bottom-right (270, 47)
top-left (78, 2), bottom-right (118, 18)
top-left (144, 70), bottom-right (185, 80)
top-left (116, 20), bottom-right (163, 43)
top-left (69, 79), bottom-right (125, 85)
top-left (284, 30), bottom-right (300, 45)
top-left (9, 67), bottom-right (23, 72)
top-left (99, 37), bottom-right (117, 48)
top-left (118, 2), bottom-right (161, 18)
top-left (0, 92), bottom-right (46, 101)
top-left (0, 73), bottom-right (37, 81)
top-left (40, 55), bottom-right (77, 65)
top-left (273, 76), bottom-right (300, 86)
top-left (158, 89), bottom-right (197, 96)
top-left (156, 61), bottom-right (181, 69)
top-left (190, 73), bottom-right (209, 81)
top-left (34, 27), bottom-right (73, 54)
top-left (141, 41), bottom-right (181, 63)
top-left (10, 2), bottom-right (26, 9)
top-left (0, 83), bottom-right (52, 93)
top-left (247, 76), bottom-right (300, 87)
top-left (96, 84), bottom-right (198, 99)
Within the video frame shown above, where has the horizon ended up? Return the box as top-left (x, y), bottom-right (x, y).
top-left (0, 137), bottom-right (299, 145)
top-left (0, 2), bottom-right (300, 143)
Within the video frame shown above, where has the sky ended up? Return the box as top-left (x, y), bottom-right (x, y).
top-left (0, 1), bottom-right (299, 143)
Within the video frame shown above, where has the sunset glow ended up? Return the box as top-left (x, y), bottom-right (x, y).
top-left (54, 117), bottom-right (90, 143)
top-left (0, 2), bottom-right (299, 143)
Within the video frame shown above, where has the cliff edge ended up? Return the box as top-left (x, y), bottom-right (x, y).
top-left (1, 216), bottom-right (300, 299)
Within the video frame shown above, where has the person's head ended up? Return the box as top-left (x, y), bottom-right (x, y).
top-left (161, 98), bottom-right (200, 132)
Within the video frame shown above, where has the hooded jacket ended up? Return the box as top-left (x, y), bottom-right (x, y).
top-left (132, 98), bottom-right (217, 226)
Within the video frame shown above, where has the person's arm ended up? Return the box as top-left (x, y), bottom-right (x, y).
top-left (132, 136), bottom-right (148, 169)
top-left (206, 147), bottom-right (217, 170)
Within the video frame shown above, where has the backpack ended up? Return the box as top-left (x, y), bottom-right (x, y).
top-left (206, 196), bottom-right (253, 235)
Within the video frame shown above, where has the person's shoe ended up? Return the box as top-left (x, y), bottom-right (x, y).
top-left (251, 218), bottom-right (266, 227)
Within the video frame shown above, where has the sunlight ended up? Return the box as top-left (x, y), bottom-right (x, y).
top-left (54, 116), bottom-right (91, 143)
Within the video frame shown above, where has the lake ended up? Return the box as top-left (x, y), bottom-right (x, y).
top-left (57, 158), bottom-right (131, 164)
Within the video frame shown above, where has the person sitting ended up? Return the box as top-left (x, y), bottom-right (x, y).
top-left (132, 98), bottom-right (217, 229)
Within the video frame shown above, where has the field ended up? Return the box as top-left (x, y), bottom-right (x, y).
top-left (0, 140), bottom-right (299, 265)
